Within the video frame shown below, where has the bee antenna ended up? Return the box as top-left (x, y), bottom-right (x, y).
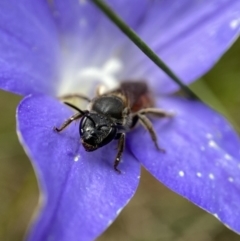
top-left (64, 102), bottom-right (87, 115)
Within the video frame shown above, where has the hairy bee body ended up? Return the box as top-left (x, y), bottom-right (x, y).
top-left (107, 81), bottom-right (153, 113)
top-left (55, 81), bottom-right (171, 173)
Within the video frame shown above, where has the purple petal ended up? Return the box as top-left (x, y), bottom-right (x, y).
top-left (51, 0), bottom-right (240, 94)
top-left (2, 0), bottom-right (239, 97)
top-left (122, 0), bottom-right (240, 94)
top-left (128, 97), bottom-right (240, 233)
top-left (0, 0), bottom-right (60, 95)
top-left (17, 95), bottom-right (140, 241)
top-left (47, 0), bottom-right (150, 96)
top-left (47, 0), bottom-right (148, 64)
top-left (51, 0), bottom-right (149, 36)
top-left (105, 0), bottom-right (150, 28)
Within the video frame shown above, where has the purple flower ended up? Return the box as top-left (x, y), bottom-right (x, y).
top-left (0, 0), bottom-right (240, 240)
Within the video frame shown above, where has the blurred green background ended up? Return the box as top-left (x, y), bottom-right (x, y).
top-left (0, 39), bottom-right (240, 241)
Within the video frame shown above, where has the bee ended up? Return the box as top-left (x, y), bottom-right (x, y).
top-left (54, 81), bottom-right (172, 173)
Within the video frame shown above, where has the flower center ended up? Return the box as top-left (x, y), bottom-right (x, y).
top-left (58, 57), bottom-right (123, 98)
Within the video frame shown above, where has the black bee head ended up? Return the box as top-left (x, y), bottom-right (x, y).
top-left (79, 113), bottom-right (117, 152)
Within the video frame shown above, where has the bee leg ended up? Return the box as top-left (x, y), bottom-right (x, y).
top-left (54, 112), bottom-right (83, 132)
top-left (114, 133), bottom-right (126, 173)
top-left (59, 94), bottom-right (91, 102)
top-left (137, 114), bottom-right (165, 153)
top-left (138, 108), bottom-right (174, 118)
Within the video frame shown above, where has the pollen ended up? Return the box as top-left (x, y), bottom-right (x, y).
top-left (196, 172), bottom-right (202, 177)
top-left (208, 140), bottom-right (218, 148)
top-left (209, 173), bottom-right (215, 180)
top-left (179, 171), bottom-right (185, 177)
top-left (74, 155), bottom-right (80, 162)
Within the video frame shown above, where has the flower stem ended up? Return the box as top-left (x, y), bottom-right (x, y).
top-left (91, 0), bottom-right (198, 99)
